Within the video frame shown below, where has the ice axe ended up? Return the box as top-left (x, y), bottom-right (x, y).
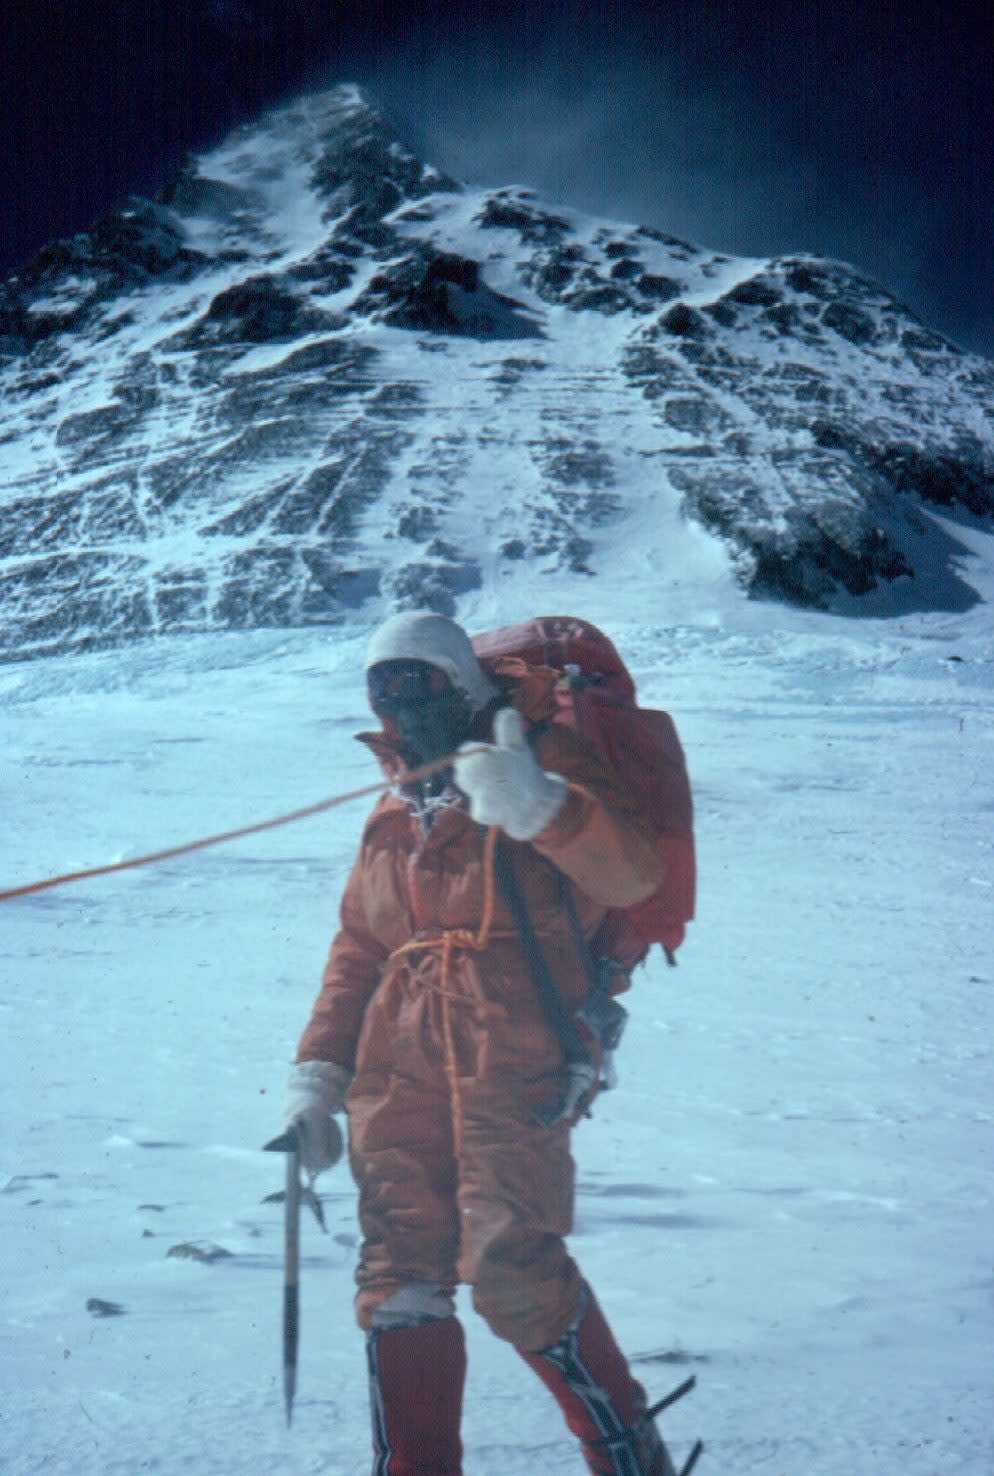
top-left (263, 1121), bottom-right (337, 1424)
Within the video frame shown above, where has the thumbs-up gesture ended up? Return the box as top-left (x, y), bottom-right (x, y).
top-left (454, 708), bottom-right (568, 840)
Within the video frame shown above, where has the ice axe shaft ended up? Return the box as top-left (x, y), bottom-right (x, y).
top-left (264, 1127), bottom-right (301, 1425)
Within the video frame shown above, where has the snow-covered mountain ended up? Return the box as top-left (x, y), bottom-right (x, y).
top-left (1, 82), bottom-right (992, 665)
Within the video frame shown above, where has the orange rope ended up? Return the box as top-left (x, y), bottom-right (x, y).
top-left (385, 826), bottom-right (504, 1158)
top-left (0, 747), bottom-right (487, 903)
top-left (389, 824), bottom-right (501, 964)
top-left (475, 824), bottom-right (499, 949)
top-left (440, 944), bottom-right (464, 1158)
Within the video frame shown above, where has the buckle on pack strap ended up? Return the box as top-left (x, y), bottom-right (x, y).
top-left (577, 978), bottom-right (629, 1053)
top-left (533, 1059), bottom-right (599, 1128)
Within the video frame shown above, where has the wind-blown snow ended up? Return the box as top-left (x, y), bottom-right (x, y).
top-left (2, 544), bottom-right (993, 1472)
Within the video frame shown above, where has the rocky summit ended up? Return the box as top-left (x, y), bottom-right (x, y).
top-left (1, 84), bottom-right (992, 662)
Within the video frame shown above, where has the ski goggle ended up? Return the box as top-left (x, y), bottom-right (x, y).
top-left (367, 659), bottom-right (452, 713)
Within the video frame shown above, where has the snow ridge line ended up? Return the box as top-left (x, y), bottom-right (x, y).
top-left (0, 749), bottom-right (480, 902)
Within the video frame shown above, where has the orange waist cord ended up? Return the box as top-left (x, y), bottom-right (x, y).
top-left (386, 827), bottom-right (509, 1159)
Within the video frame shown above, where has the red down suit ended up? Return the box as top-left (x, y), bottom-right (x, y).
top-left (296, 672), bottom-right (665, 1350)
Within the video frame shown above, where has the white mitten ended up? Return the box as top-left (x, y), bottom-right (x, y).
top-left (454, 707), bottom-right (568, 840)
top-left (282, 1060), bottom-right (351, 1177)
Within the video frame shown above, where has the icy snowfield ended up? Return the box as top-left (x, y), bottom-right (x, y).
top-left (2, 541), bottom-right (993, 1474)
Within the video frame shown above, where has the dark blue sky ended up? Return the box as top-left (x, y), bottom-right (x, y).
top-left (4, 0), bottom-right (992, 355)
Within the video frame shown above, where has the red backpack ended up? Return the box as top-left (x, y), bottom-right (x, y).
top-left (472, 616), bottom-right (695, 971)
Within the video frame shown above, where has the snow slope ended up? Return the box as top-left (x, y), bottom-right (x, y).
top-left (2, 541), bottom-right (993, 1472)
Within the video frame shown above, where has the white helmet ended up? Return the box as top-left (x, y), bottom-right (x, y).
top-left (365, 612), bottom-right (498, 712)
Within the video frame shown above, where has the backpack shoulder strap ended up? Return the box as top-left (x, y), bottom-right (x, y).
top-left (491, 834), bottom-right (597, 1125)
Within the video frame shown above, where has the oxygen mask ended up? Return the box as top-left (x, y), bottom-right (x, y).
top-left (367, 659), bottom-right (472, 771)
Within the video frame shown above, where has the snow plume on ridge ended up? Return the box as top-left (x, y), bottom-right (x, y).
top-left (0, 82), bottom-right (992, 665)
